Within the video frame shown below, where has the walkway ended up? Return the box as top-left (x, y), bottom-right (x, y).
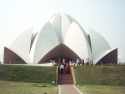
top-left (58, 72), bottom-right (73, 84)
top-left (58, 85), bottom-right (82, 94)
top-left (58, 65), bottom-right (82, 94)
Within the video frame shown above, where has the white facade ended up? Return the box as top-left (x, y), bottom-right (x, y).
top-left (2, 13), bottom-right (117, 64)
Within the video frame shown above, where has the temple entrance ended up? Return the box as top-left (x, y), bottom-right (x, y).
top-left (38, 44), bottom-right (79, 84)
top-left (38, 44), bottom-right (80, 63)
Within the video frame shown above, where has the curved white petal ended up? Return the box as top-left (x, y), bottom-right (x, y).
top-left (89, 29), bottom-right (111, 64)
top-left (95, 48), bottom-right (117, 64)
top-left (64, 22), bottom-right (91, 62)
top-left (6, 28), bottom-right (33, 63)
top-left (30, 22), bottom-right (60, 64)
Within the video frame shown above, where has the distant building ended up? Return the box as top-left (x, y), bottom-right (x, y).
top-left (3, 13), bottom-right (117, 64)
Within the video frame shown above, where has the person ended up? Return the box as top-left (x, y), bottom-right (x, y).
top-left (82, 59), bottom-right (84, 65)
top-left (60, 64), bottom-right (64, 74)
top-left (76, 58), bottom-right (80, 66)
top-left (62, 58), bottom-right (65, 64)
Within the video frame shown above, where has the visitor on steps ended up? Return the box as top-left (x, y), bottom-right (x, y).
top-left (76, 58), bottom-right (80, 66)
top-left (60, 64), bottom-right (64, 74)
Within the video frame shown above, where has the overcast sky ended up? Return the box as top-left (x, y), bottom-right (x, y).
top-left (0, 0), bottom-right (125, 62)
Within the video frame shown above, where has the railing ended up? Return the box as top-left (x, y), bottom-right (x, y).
top-left (70, 65), bottom-right (76, 84)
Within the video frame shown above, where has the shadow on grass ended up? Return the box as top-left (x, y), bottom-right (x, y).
top-left (32, 83), bottom-right (49, 87)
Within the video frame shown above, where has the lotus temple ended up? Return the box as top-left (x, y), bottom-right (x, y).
top-left (2, 14), bottom-right (117, 64)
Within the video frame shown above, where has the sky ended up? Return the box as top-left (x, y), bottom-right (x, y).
top-left (0, 0), bottom-right (125, 62)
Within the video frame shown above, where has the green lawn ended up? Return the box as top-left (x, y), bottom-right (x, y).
top-left (0, 80), bottom-right (57, 94)
top-left (78, 85), bottom-right (125, 94)
top-left (0, 64), bottom-right (58, 94)
top-left (74, 64), bottom-right (125, 94)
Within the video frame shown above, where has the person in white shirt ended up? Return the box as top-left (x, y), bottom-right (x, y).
top-left (60, 64), bottom-right (64, 74)
top-left (76, 58), bottom-right (80, 65)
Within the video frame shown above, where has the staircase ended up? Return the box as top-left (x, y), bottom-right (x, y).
top-left (58, 66), bottom-right (74, 84)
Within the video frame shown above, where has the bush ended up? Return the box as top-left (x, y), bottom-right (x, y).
top-left (0, 64), bottom-right (57, 84)
top-left (74, 65), bottom-right (125, 86)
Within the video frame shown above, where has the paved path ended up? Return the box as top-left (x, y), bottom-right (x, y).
top-left (58, 65), bottom-right (82, 94)
top-left (58, 85), bottom-right (82, 94)
top-left (58, 73), bottom-right (73, 84)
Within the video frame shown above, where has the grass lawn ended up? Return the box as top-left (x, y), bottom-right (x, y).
top-left (78, 85), bottom-right (125, 94)
top-left (74, 64), bottom-right (125, 94)
top-left (0, 80), bottom-right (57, 94)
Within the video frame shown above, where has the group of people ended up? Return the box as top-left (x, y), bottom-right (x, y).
top-left (59, 61), bottom-right (70, 74)
top-left (58, 58), bottom-right (85, 74)
top-left (50, 58), bottom-right (92, 74)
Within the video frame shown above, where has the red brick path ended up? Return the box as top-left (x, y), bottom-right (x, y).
top-left (58, 65), bottom-right (82, 94)
top-left (58, 85), bottom-right (81, 94)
